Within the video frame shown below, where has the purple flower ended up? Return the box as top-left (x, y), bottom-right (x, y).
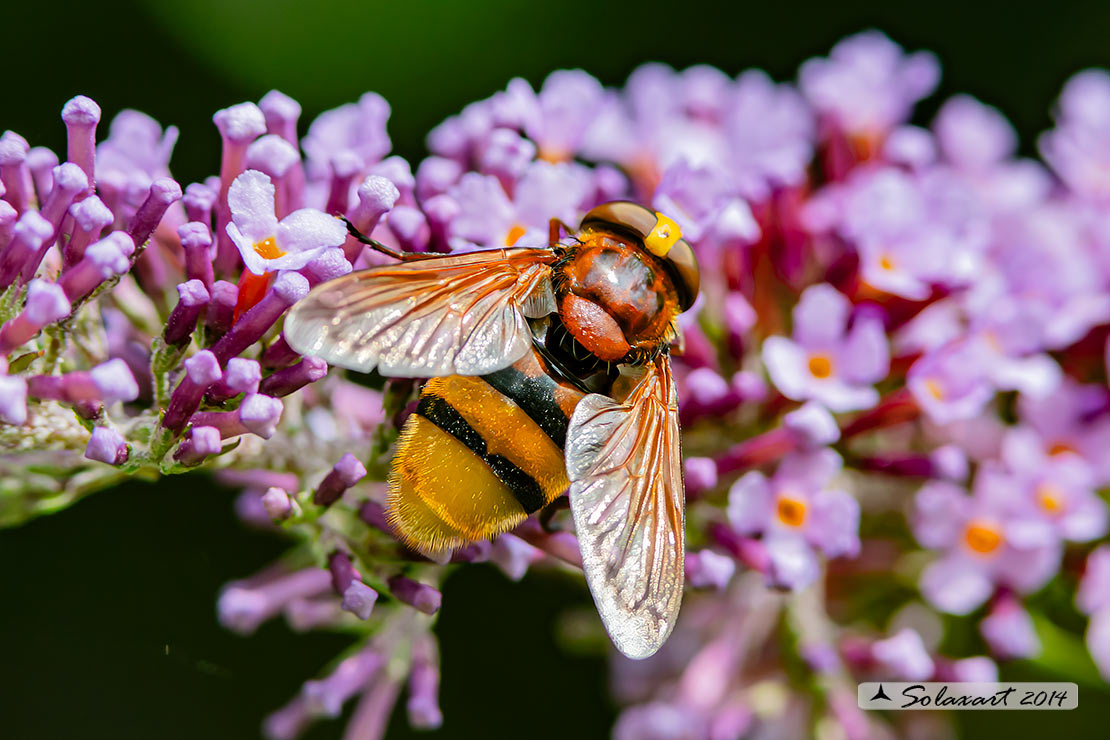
top-left (783, 401), bottom-right (840, 448)
top-left (95, 109), bottom-right (178, 184)
top-left (26, 360), bottom-right (139, 405)
top-left (949, 656), bottom-right (998, 683)
top-left (208, 357), bottom-right (262, 402)
top-left (683, 457), bottom-right (718, 498)
top-left (871, 628), bottom-right (935, 681)
top-left (162, 350), bottom-right (222, 431)
top-left (0, 376), bottom-right (28, 425)
top-left (173, 426), bottom-right (222, 466)
top-left (58, 231), bottom-right (135, 301)
top-left (685, 549), bottom-right (736, 590)
top-left (1078, 546), bottom-right (1110, 616)
top-left (998, 428), bottom-right (1108, 543)
top-left (61, 96), bottom-right (101, 195)
top-left (980, 595), bottom-right (1041, 660)
top-left (387, 575), bottom-right (442, 615)
top-left (799, 31), bottom-right (939, 137)
top-left (0, 279), bottom-right (70, 354)
top-left (724, 70), bottom-right (816, 200)
top-left (762, 283), bottom-right (889, 411)
top-left (1087, 610), bottom-right (1110, 682)
top-left (225, 170), bottom-right (347, 275)
top-left (882, 125), bottom-right (936, 170)
top-left (84, 427), bottom-right (128, 465)
top-left (313, 452), bottom-right (367, 507)
top-left (934, 95), bottom-right (1017, 172)
top-left (1018, 379), bottom-right (1110, 485)
top-left (209, 271), bottom-right (308, 363)
top-left (0, 131), bottom-right (33, 213)
top-left (523, 70), bottom-right (606, 162)
top-left (907, 339), bottom-right (996, 424)
top-left (258, 357), bottom-right (327, 398)
top-left (490, 533), bottom-right (542, 582)
top-left (1039, 70), bottom-right (1110, 201)
top-left (260, 486), bottom-right (293, 521)
top-left (301, 647), bottom-right (384, 718)
top-left (445, 162), bottom-right (591, 251)
top-left (912, 477), bottom-right (1062, 615)
top-left (340, 581), bottom-right (378, 620)
top-left (302, 92), bottom-right (391, 182)
top-left (191, 393), bottom-right (284, 440)
top-left (613, 702), bottom-right (705, 740)
top-left (1079, 552), bottom-right (1110, 681)
top-left (651, 160), bottom-right (759, 246)
top-left (406, 636), bottom-right (443, 729)
top-left (727, 449), bottom-right (859, 589)
top-left (981, 205), bottom-right (1110, 350)
top-left (163, 279), bottom-right (209, 346)
top-left (218, 568), bottom-right (331, 635)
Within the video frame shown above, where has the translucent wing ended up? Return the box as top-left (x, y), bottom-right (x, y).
top-left (284, 248), bottom-right (557, 377)
top-left (565, 356), bottom-right (685, 659)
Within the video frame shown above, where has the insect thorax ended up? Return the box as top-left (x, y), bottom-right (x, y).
top-left (552, 233), bottom-right (680, 364)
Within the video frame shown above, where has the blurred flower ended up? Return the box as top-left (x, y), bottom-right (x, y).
top-left (226, 170), bottom-right (347, 275)
top-left (762, 283), bottom-right (890, 411)
top-left (728, 449), bottom-right (859, 589)
top-left (913, 476), bottom-right (1062, 615)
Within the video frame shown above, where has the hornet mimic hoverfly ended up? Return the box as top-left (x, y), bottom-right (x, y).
top-left (284, 202), bottom-right (699, 659)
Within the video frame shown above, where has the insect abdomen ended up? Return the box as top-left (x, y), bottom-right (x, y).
top-left (386, 349), bottom-right (585, 556)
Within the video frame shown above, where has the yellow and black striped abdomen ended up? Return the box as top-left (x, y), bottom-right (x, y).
top-left (386, 349), bottom-right (586, 556)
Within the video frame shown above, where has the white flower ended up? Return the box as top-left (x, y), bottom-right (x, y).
top-left (226, 170), bottom-right (347, 275)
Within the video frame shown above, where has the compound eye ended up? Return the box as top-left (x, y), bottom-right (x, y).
top-left (579, 202), bottom-right (658, 241)
top-left (668, 238), bottom-right (700, 311)
top-left (579, 202), bottom-right (699, 310)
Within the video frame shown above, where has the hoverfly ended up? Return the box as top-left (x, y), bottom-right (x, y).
top-left (284, 202), bottom-right (699, 659)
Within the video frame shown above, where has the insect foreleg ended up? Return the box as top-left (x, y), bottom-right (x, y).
top-left (548, 218), bottom-right (577, 248)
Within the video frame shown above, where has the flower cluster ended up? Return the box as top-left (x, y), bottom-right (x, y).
top-left (4, 29), bottom-right (1110, 740)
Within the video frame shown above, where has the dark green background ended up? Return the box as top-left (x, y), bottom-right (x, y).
top-left (3, 1), bottom-right (1110, 738)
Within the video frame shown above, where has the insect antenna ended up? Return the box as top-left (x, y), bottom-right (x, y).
top-left (338, 215), bottom-right (439, 263)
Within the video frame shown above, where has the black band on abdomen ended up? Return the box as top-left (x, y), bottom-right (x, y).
top-left (480, 364), bottom-right (570, 449)
top-left (416, 393), bottom-right (547, 514)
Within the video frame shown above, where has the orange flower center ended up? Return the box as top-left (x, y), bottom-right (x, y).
top-left (1048, 441), bottom-right (1078, 457)
top-left (964, 520), bottom-right (1002, 555)
top-left (776, 496), bottom-right (807, 528)
top-left (505, 224), bottom-right (527, 246)
top-left (808, 353), bottom-right (834, 379)
top-left (538, 147), bottom-right (570, 163)
top-left (1035, 484), bottom-right (1065, 515)
top-left (253, 236), bottom-right (286, 260)
top-left (924, 378), bottom-right (945, 401)
top-left (878, 253), bottom-right (896, 271)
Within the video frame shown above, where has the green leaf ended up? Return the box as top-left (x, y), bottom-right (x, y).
top-left (6, 351), bottom-right (42, 374)
top-left (1024, 611), bottom-right (1107, 689)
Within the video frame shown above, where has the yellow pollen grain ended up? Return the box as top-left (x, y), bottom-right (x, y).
top-left (253, 236), bottom-right (286, 260)
top-left (776, 496), bottom-right (807, 528)
top-left (1036, 484), bottom-right (1065, 515)
top-left (879, 253), bottom-right (896, 271)
top-left (924, 378), bottom-right (945, 401)
top-left (808, 353), bottom-right (834, 379)
top-left (964, 521), bottom-right (1002, 555)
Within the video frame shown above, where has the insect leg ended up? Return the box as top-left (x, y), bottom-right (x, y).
top-left (342, 216), bottom-right (441, 262)
top-left (548, 218), bottom-right (575, 247)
